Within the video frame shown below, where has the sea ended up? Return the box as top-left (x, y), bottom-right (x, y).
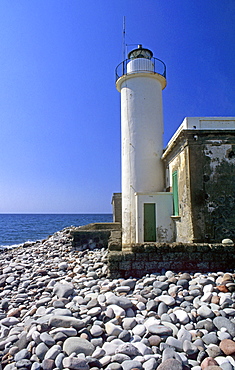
top-left (0, 213), bottom-right (113, 248)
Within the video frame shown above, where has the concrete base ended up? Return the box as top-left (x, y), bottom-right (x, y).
top-left (70, 222), bottom-right (235, 278)
top-left (71, 223), bottom-right (121, 251)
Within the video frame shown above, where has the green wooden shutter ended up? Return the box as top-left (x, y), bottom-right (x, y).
top-left (172, 171), bottom-right (179, 216)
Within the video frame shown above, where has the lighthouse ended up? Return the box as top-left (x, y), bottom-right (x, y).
top-left (116, 45), bottom-right (173, 247)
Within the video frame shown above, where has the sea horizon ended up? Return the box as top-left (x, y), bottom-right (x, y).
top-left (0, 213), bottom-right (113, 247)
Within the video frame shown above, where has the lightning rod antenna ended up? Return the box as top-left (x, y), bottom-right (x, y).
top-left (122, 16), bottom-right (126, 60)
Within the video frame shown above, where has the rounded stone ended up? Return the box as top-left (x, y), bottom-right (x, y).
top-left (213, 317), bottom-right (235, 337)
top-left (63, 357), bottom-right (89, 370)
top-left (112, 354), bottom-right (131, 363)
top-left (219, 339), bottom-right (235, 355)
top-left (206, 344), bottom-right (221, 358)
top-left (143, 357), bottom-right (158, 370)
top-left (133, 341), bottom-right (153, 356)
top-left (120, 279), bottom-right (136, 289)
top-left (202, 332), bottom-right (219, 345)
top-left (106, 294), bottom-right (133, 309)
top-left (49, 315), bottom-right (85, 329)
top-left (197, 305), bottom-right (214, 319)
top-left (122, 317), bottom-right (137, 330)
top-left (148, 324), bottom-right (173, 336)
top-left (132, 324), bottom-right (146, 337)
top-left (157, 295), bottom-right (175, 306)
top-left (157, 302), bottom-right (168, 316)
top-left (183, 340), bottom-right (198, 356)
top-left (118, 330), bottom-right (131, 342)
top-left (103, 340), bottom-right (124, 356)
top-left (177, 279), bottom-right (189, 289)
top-left (63, 337), bottom-right (95, 356)
top-left (166, 337), bottom-right (183, 352)
top-left (44, 344), bottom-right (61, 360)
top-left (90, 324), bottom-right (104, 337)
top-left (105, 322), bottom-right (122, 336)
top-left (222, 239), bottom-right (233, 244)
top-left (14, 349), bottom-right (30, 361)
top-left (107, 362), bottom-right (122, 370)
top-left (35, 342), bottom-right (49, 361)
top-left (15, 359), bottom-right (32, 368)
top-left (41, 358), bottom-right (55, 370)
top-left (53, 282), bottom-right (74, 298)
top-left (174, 309), bottom-right (190, 324)
top-left (122, 360), bottom-right (143, 370)
top-left (31, 362), bottom-right (41, 370)
top-left (157, 358), bottom-right (183, 369)
top-left (201, 357), bottom-right (219, 369)
top-left (115, 343), bottom-right (141, 357)
top-left (148, 335), bottom-right (161, 346)
top-left (40, 332), bottom-right (55, 346)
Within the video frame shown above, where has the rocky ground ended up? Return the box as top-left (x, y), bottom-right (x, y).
top-left (0, 228), bottom-right (235, 370)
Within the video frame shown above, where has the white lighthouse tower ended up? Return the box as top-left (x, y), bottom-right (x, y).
top-left (116, 45), bottom-right (173, 247)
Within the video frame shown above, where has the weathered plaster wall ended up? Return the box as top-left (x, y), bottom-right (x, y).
top-left (111, 193), bottom-right (122, 223)
top-left (163, 134), bottom-right (194, 242)
top-left (190, 132), bottom-right (235, 242)
top-left (163, 129), bottom-right (235, 243)
top-left (135, 192), bottom-right (174, 243)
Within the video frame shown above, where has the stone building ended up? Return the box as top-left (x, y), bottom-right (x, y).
top-left (162, 117), bottom-right (235, 243)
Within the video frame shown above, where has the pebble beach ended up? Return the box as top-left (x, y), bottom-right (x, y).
top-left (0, 228), bottom-right (235, 370)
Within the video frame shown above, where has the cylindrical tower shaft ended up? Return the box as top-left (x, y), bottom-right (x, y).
top-left (116, 46), bottom-right (166, 247)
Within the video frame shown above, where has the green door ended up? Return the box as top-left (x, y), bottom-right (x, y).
top-left (144, 203), bottom-right (156, 242)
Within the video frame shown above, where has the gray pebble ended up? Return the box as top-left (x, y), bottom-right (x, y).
top-left (106, 295), bottom-right (133, 309)
top-left (157, 358), bottom-right (183, 369)
top-left (53, 282), bottom-right (74, 298)
top-left (115, 343), bottom-right (140, 356)
top-left (165, 337), bottom-right (183, 351)
top-left (206, 344), bottom-right (221, 358)
top-left (63, 357), bottom-right (89, 370)
top-left (143, 357), bottom-right (158, 370)
top-left (35, 343), bottom-right (50, 361)
top-left (31, 362), bottom-right (41, 370)
top-left (40, 332), bottom-right (55, 346)
top-left (14, 348), bottom-right (30, 361)
top-left (197, 305), bottom-right (214, 319)
top-left (183, 340), bottom-right (198, 356)
top-left (122, 360), bottom-right (143, 370)
top-left (63, 337), bottom-right (95, 356)
top-left (15, 359), bottom-right (32, 368)
top-left (202, 332), bottom-right (219, 345)
top-left (44, 344), bottom-right (61, 360)
top-left (220, 362), bottom-right (234, 370)
top-left (213, 316), bottom-right (235, 337)
top-left (49, 315), bottom-right (84, 329)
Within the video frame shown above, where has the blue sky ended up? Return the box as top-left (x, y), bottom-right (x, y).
top-left (0, 1), bottom-right (234, 213)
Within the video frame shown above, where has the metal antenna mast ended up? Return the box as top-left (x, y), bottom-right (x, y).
top-left (122, 16), bottom-right (126, 61)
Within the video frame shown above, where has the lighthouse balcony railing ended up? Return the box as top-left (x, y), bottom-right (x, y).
top-left (115, 57), bottom-right (166, 81)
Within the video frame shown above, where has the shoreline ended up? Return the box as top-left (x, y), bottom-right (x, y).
top-left (0, 227), bottom-right (235, 370)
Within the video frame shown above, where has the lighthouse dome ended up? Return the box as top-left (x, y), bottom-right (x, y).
top-left (128, 45), bottom-right (153, 59)
top-left (127, 45), bottom-right (154, 74)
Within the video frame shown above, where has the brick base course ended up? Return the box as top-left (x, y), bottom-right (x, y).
top-left (107, 243), bottom-right (235, 278)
